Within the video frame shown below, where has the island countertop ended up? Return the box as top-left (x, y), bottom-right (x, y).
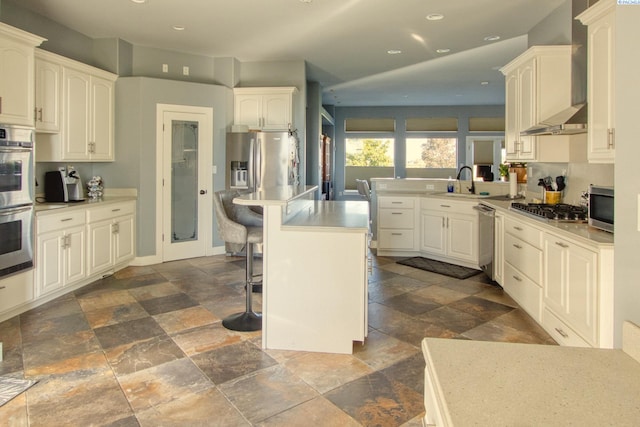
top-left (282, 201), bottom-right (369, 232)
top-left (232, 185), bottom-right (317, 207)
top-left (422, 334), bottom-right (640, 426)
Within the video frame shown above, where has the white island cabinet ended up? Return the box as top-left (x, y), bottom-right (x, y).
top-left (233, 186), bottom-right (369, 354)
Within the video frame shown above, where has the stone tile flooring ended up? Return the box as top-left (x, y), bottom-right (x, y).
top-left (0, 253), bottom-right (556, 426)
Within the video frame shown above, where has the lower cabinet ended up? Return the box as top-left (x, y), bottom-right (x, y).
top-left (377, 196), bottom-right (417, 253)
top-left (87, 201), bottom-right (136, 276)
top-left (36, 209), bottom-right (86, 297)
top-left (34, 200), bottom-right (136, 300)
top-left (420, 198), bottom-right (478, 267)
top-left (543, 232), bottom-right (597, 347)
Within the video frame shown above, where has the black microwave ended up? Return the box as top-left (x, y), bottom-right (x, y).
top-left (588, 185), bottom-right (614, 233)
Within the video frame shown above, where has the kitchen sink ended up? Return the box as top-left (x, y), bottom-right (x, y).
top-left (437, 192), bottom-right (490, 199)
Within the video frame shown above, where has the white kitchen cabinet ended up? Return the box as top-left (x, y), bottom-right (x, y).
top-left (578, 1), bottom-right (615, 163)
top-left (36, 209), bottom-right (86, 297)
top-left (0, 23), bottom-right (45, 126)
top-left (500, 46), bottom-right (571, 162)
top-left (36, 51), bottom-right (116, 162)
top-left (0, 271), bottom-right (34, 320)
top-left (493, 211), bottom-right (504, 286)
top-left (35, 50), bottom-right (62, 133)
top-left (501, 214), bottom-right (544, 322)
top-left (543, 232), bottom-right (598, 347)
top-left (234, 87), bottom-right (297, 131)
top-left (420, 198), bottom-right (478, 268)
top-left (86, 201), bottom-right (136, 276)
top-left (377, 196), bottom-right (417, 254)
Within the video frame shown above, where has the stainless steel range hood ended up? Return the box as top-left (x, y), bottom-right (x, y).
top-left (522, 0), bottom-right (590, 136)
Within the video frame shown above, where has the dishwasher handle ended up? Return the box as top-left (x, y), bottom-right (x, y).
top-left (473, 204), bottom-right (495, 217)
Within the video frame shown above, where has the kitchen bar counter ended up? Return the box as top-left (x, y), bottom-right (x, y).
top-left (422, 321), bottom-right (640, 426)
top-left (234, 186), bottom-right (369, 354)
top-left (35, 195), bottom-right (137, 215)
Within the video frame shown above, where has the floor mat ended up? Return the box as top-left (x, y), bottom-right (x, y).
top-left (0, 376), bottom-right (38, 407)
top-left (397, 257), bottom-right (482, 279)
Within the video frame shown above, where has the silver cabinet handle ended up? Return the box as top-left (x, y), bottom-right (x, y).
top-left (60, 218), bottom-right (73, 222)
top-left (555, 241), bottom-right (569, 248)
top-left (38, 108), bottom-right (43, 122)
top-left (607, 128), bottom-right (615, 149)
top-left (441, 217), bottom-right (445, 228)
top-left (391, 201), bottom-right (403, 204)
top-left (512, 275), bottom-right (522, 282)
top-left (112, 208), bottom-right (121, 212)
top-left (391, 233), bottom-right (402, 236)
top-left (555, 328), bottom-right (569, 338)
top-left (0, 286), bottom-right (6, 290)
top-left (513, 244), bottom-right (522, 249)
top-left (513, 226), bottom-right (523, 231)
top-left (391, 212), bottom-right (403, 215)
top-left (440, 204), bottom-right (451, 208)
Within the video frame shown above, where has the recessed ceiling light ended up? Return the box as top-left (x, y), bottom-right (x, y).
top-left (299, 0), bottom-right (313, 3)
top-left (481, 81), bottom-right (490, 85)
top-left (484, 35), bottom-right (501, 41)
top-left (131, 0), bottom-right (146, 3)
top-left (172, 25), bottom-right (185, 31)
top-left (426, 13), bottom-right (444, 21)
top-left (436, 48), bottom-right (450, 54)
top-left (387, 50), bottom-right (402, 55)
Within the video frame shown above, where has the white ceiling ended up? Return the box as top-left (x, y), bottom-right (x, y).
top-left (16, 0), bottom-right (566, 107)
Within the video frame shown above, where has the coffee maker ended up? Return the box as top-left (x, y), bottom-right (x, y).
top-left (44, 170), bottom-right (84, 202)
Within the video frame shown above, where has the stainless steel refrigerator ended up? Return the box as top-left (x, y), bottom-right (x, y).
top-left (226, 131), bottom-right (300, 191)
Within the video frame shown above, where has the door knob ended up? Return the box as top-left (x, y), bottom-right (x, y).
top-left (199, 190), bottom-right (207, 195)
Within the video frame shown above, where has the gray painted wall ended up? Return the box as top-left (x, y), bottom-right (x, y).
top-left (92, 77), bottom-right (232, 257)
top-left (528, 0), bottom-right (572, 46)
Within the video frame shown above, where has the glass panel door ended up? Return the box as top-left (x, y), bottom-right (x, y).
top-left (171, 120), bottom-right (198, 243)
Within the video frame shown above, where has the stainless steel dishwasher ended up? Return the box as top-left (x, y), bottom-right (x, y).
top-left (473, 203), bottom-right (495, 281)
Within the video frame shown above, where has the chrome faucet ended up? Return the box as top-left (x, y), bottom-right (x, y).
top-left (456, 166), bottom-right (475, 194)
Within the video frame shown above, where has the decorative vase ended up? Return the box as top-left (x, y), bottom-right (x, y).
top-left (87, 176), bottom-right (104, 200)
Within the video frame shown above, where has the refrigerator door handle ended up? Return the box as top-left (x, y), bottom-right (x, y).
top-left (255, 136), bottom-right (262, 190)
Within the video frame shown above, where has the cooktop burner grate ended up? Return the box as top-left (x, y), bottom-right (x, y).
top-left (510, 202), bottom-right (588, 222)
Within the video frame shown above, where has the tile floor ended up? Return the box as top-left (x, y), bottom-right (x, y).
top-left (0, 253), bottom-right (556, 426)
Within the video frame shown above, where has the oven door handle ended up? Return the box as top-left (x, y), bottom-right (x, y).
top-left (0, 205), bottom-right (32, 216)
top-left (0, 147), bottom-right (32, 153)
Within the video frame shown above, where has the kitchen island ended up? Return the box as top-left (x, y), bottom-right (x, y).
top-left (233, 185), bottom-right (370, 354)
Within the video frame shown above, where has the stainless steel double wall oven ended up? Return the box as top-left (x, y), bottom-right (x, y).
top-left (0, 124), bottom-right (35, 278)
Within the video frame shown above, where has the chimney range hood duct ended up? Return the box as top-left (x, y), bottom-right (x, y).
top-left (522, 0), bottom-right (589, 136)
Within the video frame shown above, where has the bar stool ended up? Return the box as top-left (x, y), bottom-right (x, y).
top-left (213, 190), bottom-right (263, 331)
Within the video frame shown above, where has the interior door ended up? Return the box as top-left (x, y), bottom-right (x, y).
top-left (161, 109), bottom-right (212, 261)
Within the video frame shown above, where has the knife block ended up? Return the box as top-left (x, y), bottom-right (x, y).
top-left (544, 191), bottom-right (562, 205)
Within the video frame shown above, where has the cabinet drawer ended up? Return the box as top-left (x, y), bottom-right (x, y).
top-left (379, 197), bottom-right (414, 209)
top-left (86, 201), bottom-right (135, 223)
top-left (0, 270), bottom-right (34, 314)
top-left (37, 210), bottom-right (85, 233)
top-left (504, 215), bottom-right (543, 249)
top-left (543, 308), bottom-right (591, 348)
top-left (504, 233), bottom-right (542, 283)
top-left (379, 209), bottom-right (414, 228)
top-left (503, 262), bottom-right (542, 322)
top-left (420, 197), bottom-right (476, 214)
top-left (378, 229), bottom-right (415, 250)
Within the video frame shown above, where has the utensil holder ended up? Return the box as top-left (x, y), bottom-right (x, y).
top-left (544, 190), bottom-right (562, 205)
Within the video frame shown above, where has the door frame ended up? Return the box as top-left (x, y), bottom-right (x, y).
top-left (155, 103), bottom-right (214, 262)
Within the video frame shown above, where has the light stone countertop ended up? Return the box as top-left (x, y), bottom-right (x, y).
top-left (422, 337), bottom-right (640, 426)
top-left (232, 185), bottom-right (318, 207)
top-left (34, 196), bottom-right (137, 216)
top-left (282, 201), bottom-right (369, 232)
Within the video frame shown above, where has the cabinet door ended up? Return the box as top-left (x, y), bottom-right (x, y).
top-left (114, 215), bottom-right (135, 265)
top-left (504, 70), bottom-right (519, 159)
top-left (494, 212), bottom-right (504, 285)
top-left (543, 236), bottom-right (565, 315)
top-left (35, 57), bottom-right (61, 133)
top-left (0, 41), bottom-right (34, 126)
top-left (64, 226), bottom-right (86, 285)
top-left (587, 11), bottom-right (615, 163)
top-left (262, 93), bottom-right (291, 130)
top-left (420, 210), bottom-right (446, 255)
top-left (234, 94), bottom-right (262, 129)
top-left (517, 59), bottom-right (537, 160)
top-left (90, 76), bottom-right (114, 160)
top-left (36, 231), bottom-right (64, 297)
top-left (447, 213), bottom-right (477, 262)
top-left (63, 68), bottom-right (91, 160)
top-left (87, 219), bottom-right (114, 276)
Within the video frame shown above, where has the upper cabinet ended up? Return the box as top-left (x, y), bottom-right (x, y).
top-left (35, 50), bottom-right (117, 162)
top-left (500, 46), bottom-right (571, 162)
top-left (578, 0), bottom-right (615, 164)
top-left (234, 87), bottom-right (297, 131)
top-left (0, 23), bottom-right (45, 126)
top-left (35, 50), bottom-right (62, 133)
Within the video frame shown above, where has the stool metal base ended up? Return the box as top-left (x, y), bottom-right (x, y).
top-left (222, 311), bottom-right (262, 331)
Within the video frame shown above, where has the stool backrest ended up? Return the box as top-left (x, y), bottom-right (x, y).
top-left (355, 179), bottom-right (371, 202)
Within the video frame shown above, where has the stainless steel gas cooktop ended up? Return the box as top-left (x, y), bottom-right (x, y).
top-left (510, 202), bottom-right (587, 223)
